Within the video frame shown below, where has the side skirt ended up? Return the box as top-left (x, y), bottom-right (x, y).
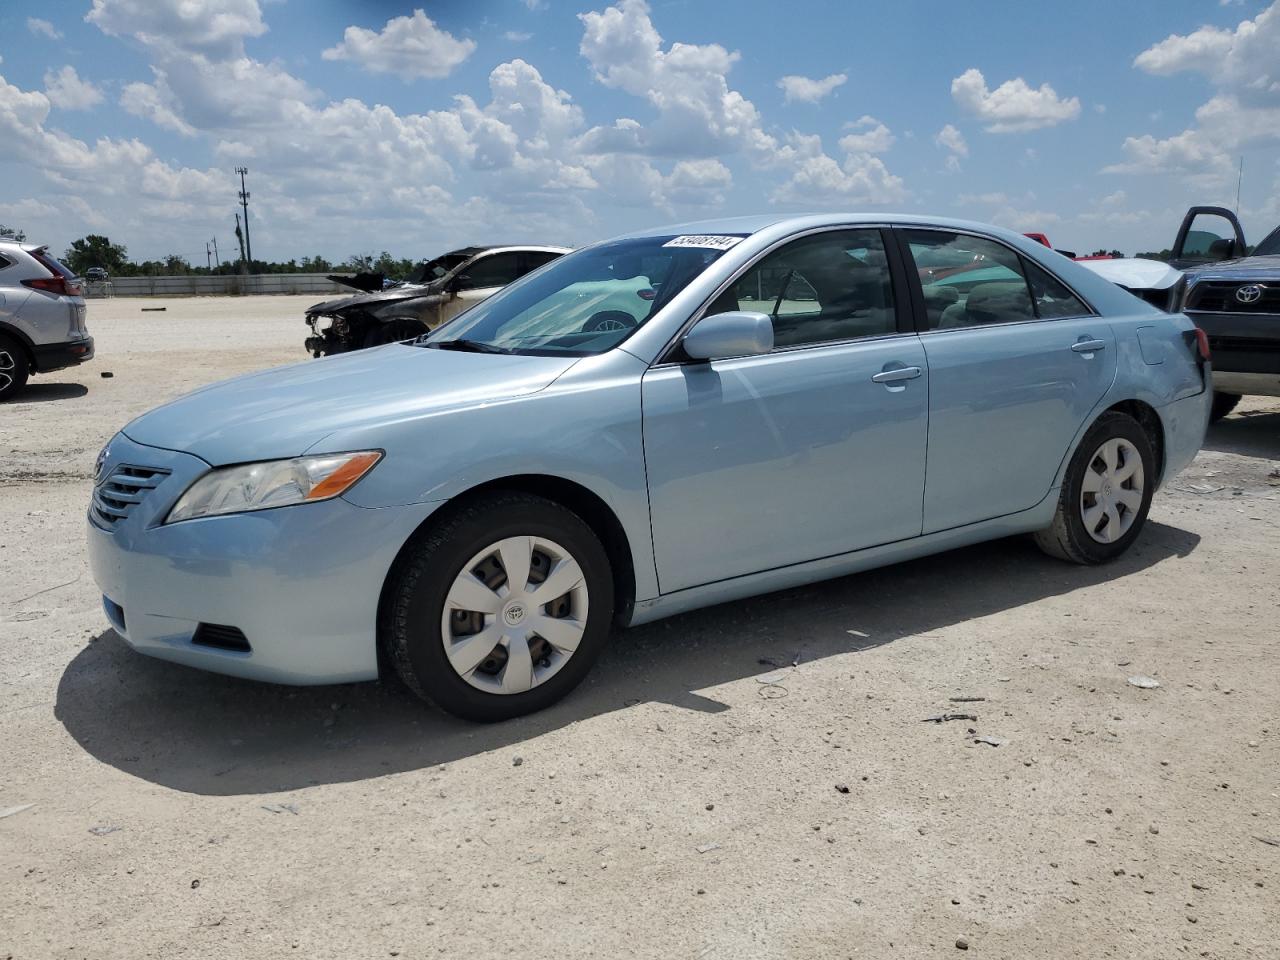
top-left (627, 491), bottom-right (1059, 627)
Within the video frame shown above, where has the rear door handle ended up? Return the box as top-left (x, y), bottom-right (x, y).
top-left (871, 365), bottom-right (922, 384)
top-left (1071, 339), bottom-right (1107, 353)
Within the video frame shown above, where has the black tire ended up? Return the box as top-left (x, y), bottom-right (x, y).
top-left (1209, 391), bottom-right (1241, 423)
top-left (384, 492), bottom-right (614, 722)
top-left (1034, 411), bottom-right (1156, 565)
top-left (363, 317), bottom-right (427, 349)
top-left (0, 333), bottom-right (30, 402)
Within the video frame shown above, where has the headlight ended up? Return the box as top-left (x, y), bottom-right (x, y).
top-left (165, 451), bottom-right (382, 524)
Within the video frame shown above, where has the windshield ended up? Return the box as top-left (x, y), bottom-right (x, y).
top-left (1254, 225), bottom-right (1280, 257)
top-left (419, 235), bottom-right (745, 355)
top-left (405, 252), bottom-right (475, 285)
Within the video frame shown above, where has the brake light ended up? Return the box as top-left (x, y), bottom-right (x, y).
top-left (1192, 326), bottom-right (1210, 362)
top-left (22, 276), bottom-right (82, 297)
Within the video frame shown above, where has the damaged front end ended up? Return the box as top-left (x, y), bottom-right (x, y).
top-left (304, 285), bottom-right (449, 357)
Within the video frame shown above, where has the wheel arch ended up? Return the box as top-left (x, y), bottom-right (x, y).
top-left (0, 321), bottom-right (36, 371)
top-left (375, 473), bottom-right (638, 674)
top-left (1103, 398), bottom-right (1166, 485)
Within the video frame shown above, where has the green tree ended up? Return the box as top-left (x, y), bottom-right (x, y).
top-left (64, 235), bottom-right (130, 276)
top-left (163, 254), bottom-right (191, 274)
top-left (0, 224), bottom-right (26, 242)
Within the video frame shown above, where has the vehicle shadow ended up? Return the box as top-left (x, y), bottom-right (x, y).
top-left (55, 522), bottom-right (1200, 797)
top-left (8, 382), bottom-right (89, 404)
top-left (1203, 409), bottom-right (1280, 460)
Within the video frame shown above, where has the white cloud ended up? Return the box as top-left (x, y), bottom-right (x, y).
top-left (1102, 129), bottom-right (1234, 180)
top-left (322, 9), bottom-right (476, 81)
top-left (504, 31), bottom-right (532, 42)
top-left (43, 67), bottom-right (104, 111)
top-left (1134, 2), bottom-right (1279, 98)
top-left (777, 73), bottom-right (847, 104)
top-left (935, 124), bottom-right (968, 157)
top-left (837, 116), bottom-right (894, 154)
top-left (951, 68), bottom-right (1081, 132)
top-left (120, 77), bottom-right (196, 135)
top-left (771, 132), bottom-right (906, 206)
top-left (578, 0), bottom-right (779, 162)
top-left (27, 18), bottom-right (63, 40)
top-left (989, 206), bottom-right (1061, 231)
top-left (85, 0), bottom-right (266, 58)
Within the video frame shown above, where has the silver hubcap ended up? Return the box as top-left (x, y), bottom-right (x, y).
top-left (1080, 437), bottom-right (1144, 544)
top-left (441, 536), bottom-right (588, 695)
top-left (0, 350), bottom-right (15, 392)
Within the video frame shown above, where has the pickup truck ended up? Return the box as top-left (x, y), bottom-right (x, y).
top-left (1167, 207), bottom-right (1280, 420)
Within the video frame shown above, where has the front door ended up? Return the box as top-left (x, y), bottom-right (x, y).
top-left (642, 228), bottom-right (929, 594)
top-left (898, 228), bottom-right (1118, 534)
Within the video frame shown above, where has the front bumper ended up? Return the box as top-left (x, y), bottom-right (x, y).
top-left (33, 336), bottom-right (94, 373)
top-left (1188, 310), bottom-right (1280, 376)
top-left (87, 432), bottom-right (442, 685)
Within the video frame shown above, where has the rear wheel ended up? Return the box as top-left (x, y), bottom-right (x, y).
top-left (0, 334), bottom-right (30, 402)
top-left (384, 493), bottom-right (614, 722)
top-left (1209, 391), bottom-right (1241, 423)
top-left (1034, 411), bottom-right (1155, 565)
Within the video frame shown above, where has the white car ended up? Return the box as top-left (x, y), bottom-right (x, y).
top-left (0, 238), bottom-right (94, 401)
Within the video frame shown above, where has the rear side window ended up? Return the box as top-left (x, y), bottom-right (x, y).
top-left (522, 251), bottom-right (563, 272)
top-left (1023, 259), bottom-right (1090, 318)
top-left (904, 230), bottom-right (1034, 329)
top-left (0, 254), bottom-right (11, 271)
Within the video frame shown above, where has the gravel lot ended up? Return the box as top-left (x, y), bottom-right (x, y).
top-left (2, 295), bottom-right (1278, 959)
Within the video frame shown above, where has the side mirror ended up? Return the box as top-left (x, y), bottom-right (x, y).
top-left (682, 311), bottom-right (773, 361)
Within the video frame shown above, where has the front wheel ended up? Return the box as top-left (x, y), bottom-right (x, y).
top-left (384, 493), bottom-right (614, 722)
top-left (1034, 411), bottom-right (1156, 565)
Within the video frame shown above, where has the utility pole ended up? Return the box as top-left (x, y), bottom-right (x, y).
top-left (205, 242), bottom-right (212, 271)
top-left (211, 236), bottom-right (219, 271)
top-left (236, 166), bottom-right (253, 268)
top-left (235, 212), bottom-right (247, 271)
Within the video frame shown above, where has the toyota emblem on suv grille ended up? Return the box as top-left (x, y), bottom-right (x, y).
top-left (1235, 284), bottom-right (1263, 304)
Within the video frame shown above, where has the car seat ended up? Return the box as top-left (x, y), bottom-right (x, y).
top-left (939, 281), bottom-right (1032, 328)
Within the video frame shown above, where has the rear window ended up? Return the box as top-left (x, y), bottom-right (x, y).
top-left (31, 248), bottom-right (78, 280)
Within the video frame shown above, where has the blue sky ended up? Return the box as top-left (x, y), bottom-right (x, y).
top-left (1, 0), bottom-right (1277, 264)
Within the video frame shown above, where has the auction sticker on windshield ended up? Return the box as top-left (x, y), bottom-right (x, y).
top-left (662, 235), bottom-right (745, 251)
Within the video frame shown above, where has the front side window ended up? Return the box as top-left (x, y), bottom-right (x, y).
top-left (905, 231), bottom-right (1035, 329)
top-left (422, 235), bottom-right (743, 356)
top-left (707, 229), bottom-right (896, 348)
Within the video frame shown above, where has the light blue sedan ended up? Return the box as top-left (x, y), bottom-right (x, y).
top-left (88, 215), bottom-right (1212, 721)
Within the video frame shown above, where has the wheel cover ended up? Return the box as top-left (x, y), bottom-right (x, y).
top-left (0, 350), bottom-right (15, 392)
top-left (1079, 437), bottom-right (1144, 544)
top-left (440, 536), bottom-right (588, 695)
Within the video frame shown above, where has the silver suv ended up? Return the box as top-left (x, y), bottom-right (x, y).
top-left (0, 238), bottom-right (94, 401)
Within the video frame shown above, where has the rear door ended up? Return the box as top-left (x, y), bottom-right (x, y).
top-left (896, 228), bottom-right (1117, 534)
top-left (1170, 206), bottom-right (1248, 270)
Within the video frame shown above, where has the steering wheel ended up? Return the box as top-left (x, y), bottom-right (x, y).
top-left (582, 310), bottom-right (637, 333)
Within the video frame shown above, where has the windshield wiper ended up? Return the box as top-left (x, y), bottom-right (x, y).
top-left (423, 338), bottom-right (509, 354)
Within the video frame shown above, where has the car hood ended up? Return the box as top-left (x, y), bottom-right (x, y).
top-left (123, 344), bottom-right (581, 465)
top-left (1185, 254), bottom-right (1280, 282)
top-left (306, 282), bottom-right (443, 316)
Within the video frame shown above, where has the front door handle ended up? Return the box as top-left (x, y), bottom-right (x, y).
top-left (1071, 339), bottom-right (1107, 353)
top-left (871, 365), bottom-right (923, 384)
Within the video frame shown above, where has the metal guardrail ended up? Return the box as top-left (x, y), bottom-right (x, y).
top-left (85, 274), bottom-right (353, 297)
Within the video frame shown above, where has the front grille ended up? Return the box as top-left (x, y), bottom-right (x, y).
top-left (91, 464), bottom-right (171, 529)
top-left (192, 623), bottom-right (251, 653)
top-left (1186, 281), bottom-right (1280, 313)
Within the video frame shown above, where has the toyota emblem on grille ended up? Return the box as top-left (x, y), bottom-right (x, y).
top-left (1235, 284), bottom-right (1263, 304)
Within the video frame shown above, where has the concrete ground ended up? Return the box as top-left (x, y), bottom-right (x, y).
top-left (2, 295), bottom-right (1277, 959)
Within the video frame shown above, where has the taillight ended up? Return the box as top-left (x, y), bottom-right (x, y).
top-left (22, 276), bottom-right (82, 297)
top-left (1192, 326), bottom-right (1210, 362)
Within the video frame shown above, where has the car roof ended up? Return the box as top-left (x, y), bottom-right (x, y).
top-left (621, 212), bottom-right (1034, 241)
top-left (458, 245), bottom-right (574, 257)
